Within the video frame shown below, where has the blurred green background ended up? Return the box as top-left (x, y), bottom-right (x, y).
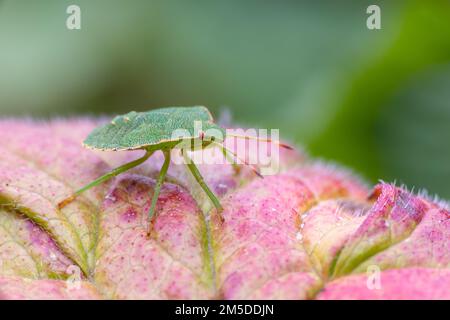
top-left (0, 0), bottom-right (449, 197)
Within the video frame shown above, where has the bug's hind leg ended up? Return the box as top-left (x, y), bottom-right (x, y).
top-left (58, 150), bottom-right (154, 209)
top-left (182, 149), bottom-right (225, 223)
top-left (146, 150), bottom-right (171, 237)
top-left (212, 142), bottom-right (263, 179)
top-left (217, 143), bottom-right (241, 176)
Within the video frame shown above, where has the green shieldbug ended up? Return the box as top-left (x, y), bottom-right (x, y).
top-left (58, 106), bottom-right (291, 236)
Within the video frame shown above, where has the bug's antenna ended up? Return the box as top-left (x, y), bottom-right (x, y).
top-left (227, 133), bottom-right (293, 150)
top-left (212, 142), bottom-right (263, 178)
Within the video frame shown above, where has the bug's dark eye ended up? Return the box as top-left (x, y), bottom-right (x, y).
top-left (211, 136), bottom-right (215, 141)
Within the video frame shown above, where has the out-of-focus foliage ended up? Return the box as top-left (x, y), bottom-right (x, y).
top-left (309, 0), bottom-right (450, 196)
top-left (0, 0), bottom-right (449, 196)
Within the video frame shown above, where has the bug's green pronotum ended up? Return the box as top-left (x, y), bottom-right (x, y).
top-left (58, 106), bottom-right (291, 236)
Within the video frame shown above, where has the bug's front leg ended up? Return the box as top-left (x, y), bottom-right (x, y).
top-left (146, 150), bottom-right (171, 238)
top-left (58, 150), bottom-right (153, 209)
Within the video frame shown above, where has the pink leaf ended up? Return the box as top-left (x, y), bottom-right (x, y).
top-left (317, 268), bottom-right (450, 300)
top-left (0, 119), bottom-right (448, 299)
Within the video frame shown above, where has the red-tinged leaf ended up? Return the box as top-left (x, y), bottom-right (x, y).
top-left (330, 184), bottom-right (429, 277)
top-left (0, 119), bottom-right (448, 300)
top-left (94, 175), bottom-right (214, 299)
top-left (300, 199), bottom-right (369, 278)
top-left (354, 206), bottom-right (450, 271)
top-left (0, 120), bottom-right (112, 275)
top-left (317, 268), bottom-right (450, 300)
top-left (214, 174), bottom-right (319, 299)
top-left (0, 209), bottom-right (72, 278)
top-left (0, 276), bottom-right (101, 300)
top-left (213, 164), bottom-right (370, 299)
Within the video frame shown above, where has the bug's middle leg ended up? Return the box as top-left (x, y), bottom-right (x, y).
top-left (182, 149), bottom-right (225, 223)
top-left (146, 150), bottom-right (171, 237)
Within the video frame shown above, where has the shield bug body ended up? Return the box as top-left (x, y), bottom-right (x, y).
top-left (58, 106), bottom-right (290, 236)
